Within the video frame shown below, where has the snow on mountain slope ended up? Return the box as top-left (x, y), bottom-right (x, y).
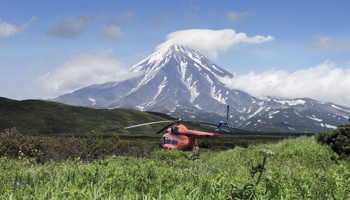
top-left (51, 45), bottom-right (350, 132)
top-left (104, 45), bottom-right (247, 116)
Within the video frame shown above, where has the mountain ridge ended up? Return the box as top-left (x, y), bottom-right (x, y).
top-left (50, 45), bottom-right (350, 132)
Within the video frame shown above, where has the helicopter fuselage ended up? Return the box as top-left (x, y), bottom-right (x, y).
top-left (160, 124), bottom-right (219, 150)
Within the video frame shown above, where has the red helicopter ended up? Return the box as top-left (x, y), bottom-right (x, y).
top-left (124, 105), bottom-right (250, 150)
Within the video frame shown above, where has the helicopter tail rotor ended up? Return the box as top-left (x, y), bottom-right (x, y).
top-left (224, 105), bottom-right (233, 134)
top-left (224, 104), bottom-right (252, 133)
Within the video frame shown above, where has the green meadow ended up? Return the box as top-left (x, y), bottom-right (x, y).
top-left (1, 136), bottom-right (349, 199)
top-left (1, 98), bottom-right (349, 199)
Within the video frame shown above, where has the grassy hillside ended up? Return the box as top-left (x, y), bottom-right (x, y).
top-left (0, 97), bottom-right (175, 135)
top-left (1, 136), bottom-right (349, 199)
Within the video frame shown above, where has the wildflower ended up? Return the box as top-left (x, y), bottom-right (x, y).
top-left (118, 179), bottom-right (123, 181)
top-left (14, 182), bottom-right (20, 187)
top-left (212, 168), bottom-right (219, 173)
top-left (259, 149), bottom-right (275, 158)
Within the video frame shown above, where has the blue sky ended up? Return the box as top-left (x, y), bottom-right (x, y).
top-left (1, 0), bottom-right (350, 106)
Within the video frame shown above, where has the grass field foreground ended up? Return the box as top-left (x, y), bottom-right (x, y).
top-left (1, 136), bottom-right (349, 199)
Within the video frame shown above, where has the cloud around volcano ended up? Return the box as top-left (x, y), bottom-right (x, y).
top-left (156, 29), bottom-right (274, 60)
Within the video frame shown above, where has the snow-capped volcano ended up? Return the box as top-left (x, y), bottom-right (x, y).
top-left (52, 45), bottom-right (350, 132)
top-left (53, 45), bottom-right (260, 118)
top-left (123, 46), bottom-right (228, 107)
top-left (104, 45), bottom-right (258, 116)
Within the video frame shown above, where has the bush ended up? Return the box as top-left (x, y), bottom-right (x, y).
top-left (210, 145), bottom-right (230, 151)
top-left (147, 149), bottom-right (189, 161)
top-left (316, 123), bottom-right (350, 158)
top-left (0, 128), bottom-right (158, 163)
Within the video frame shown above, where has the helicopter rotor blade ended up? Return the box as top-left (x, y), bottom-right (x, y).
top-left (230, 127), bottom-right (252, 133)
top-left (123, 105), bottom-right (253, 134)
top-left (184, 121), bottom-right (219, 127)
top-left (156, 123), bottom-right (175, 134)
top-left (224, 122), bottom-right (252, 133)
top-left (225, 122), bottom-right (234, 134)
top-left (124, 121), bottom-right (175, 129)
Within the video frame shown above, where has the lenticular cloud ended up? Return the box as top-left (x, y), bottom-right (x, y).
top-left (156, 29), bottom-right (274, 60)
top-left (218, 61), bottom-right (350, 107)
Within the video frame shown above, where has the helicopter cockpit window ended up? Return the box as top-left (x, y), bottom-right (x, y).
top-left (171, 140), bottom-right (177, 146)
top-left (162, 137), bottom-right (177, 145)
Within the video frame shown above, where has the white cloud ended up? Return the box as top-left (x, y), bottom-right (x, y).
top-left (150, 12), bottom-right (172, 25)
top-left (226, 11), bottom-right (249, 23)
top-left (312, 35), bottom-right (332, 49)
top-left (99, 25), bottom-right (124, 38)
top-left (312, 35), bottom-right (350, 50)
top-left (218, 61), bottom-right (350, 107)
top-left (46, 16), bottom-right (101, 38)
top-left (0, 16), bottom-right (36, 38)
top-left (108, 12), bottom-right (133, 25)
top-left (181, 0), bottom-right (206, 11)
top-left (99, 12), bottom-right (133, 39)
top-left (156, 29), bottom-right (274, 60)
top-left (37, 50), bottom-right (143, 96)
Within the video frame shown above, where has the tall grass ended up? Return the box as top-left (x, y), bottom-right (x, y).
top-left (1, 136), bottom-right (349, 199)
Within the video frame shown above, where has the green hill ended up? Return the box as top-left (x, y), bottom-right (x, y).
top-left (0, 97), bottom-right (176, 135)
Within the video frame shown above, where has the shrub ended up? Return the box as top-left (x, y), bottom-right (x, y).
top-left (0, 128), bottom-right (49, 163)
top-left (210, 145), bottom-right (230, 151)
top-left (147, 149), bottom-right (189, 161)
top-left (0, 128), bottom-right (158, 163)
top-left (316, 123), bottom-right (350, 158)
